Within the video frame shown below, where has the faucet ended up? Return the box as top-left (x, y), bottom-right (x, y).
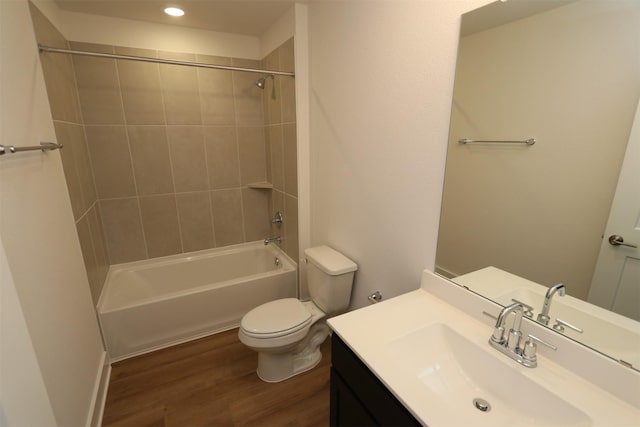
top-left (490, 302), bottom-right (524, 350)
top-left (488, 302), bottom-right (557, 368)
top-left (263, 236), bottom-right (282, 245)
top-left (536, 283), bottom-right (565, 325)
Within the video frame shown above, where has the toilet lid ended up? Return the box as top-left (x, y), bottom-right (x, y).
top-left (241, 298), bottom-right (312, 337)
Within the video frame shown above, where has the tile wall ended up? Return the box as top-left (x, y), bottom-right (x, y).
top-left (29, 3), bottom-right (109, 305)
top-left (30, 2), bottom-right (299, 304)
top-left (263, 39), bottom-right (299, 261)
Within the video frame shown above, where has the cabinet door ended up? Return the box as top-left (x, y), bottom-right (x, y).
top-left (330, 368), bottom-right (377, 427)
top-left (330, 334), bottom-right (421, 426)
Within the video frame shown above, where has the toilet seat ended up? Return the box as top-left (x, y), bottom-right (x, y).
top-left (240, 298), bottom-right (312, 339)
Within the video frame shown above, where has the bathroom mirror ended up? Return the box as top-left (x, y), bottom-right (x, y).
top-left (436, 0), bottom-right (640, 370)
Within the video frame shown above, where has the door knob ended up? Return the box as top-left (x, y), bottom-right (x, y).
top-left (608, 234), bottom-right (638, 248)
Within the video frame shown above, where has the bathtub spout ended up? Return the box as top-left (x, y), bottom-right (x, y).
top-left (264, 236), bottom-right (282, 245)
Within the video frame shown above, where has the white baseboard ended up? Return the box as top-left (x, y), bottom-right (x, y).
top-left (87, 351), bottom-right (111, 427)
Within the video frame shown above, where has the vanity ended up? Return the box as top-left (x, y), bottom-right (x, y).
top-left (327, 271), bottom-right (640, 426)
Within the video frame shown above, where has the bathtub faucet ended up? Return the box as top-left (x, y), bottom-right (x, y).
top-left (264, 236), bottom-right (282, 245)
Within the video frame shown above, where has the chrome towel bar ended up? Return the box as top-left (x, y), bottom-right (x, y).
top-left (0, 142), bottom-right (63, 156)
top-left (458, 138), bottom-right (536, 145)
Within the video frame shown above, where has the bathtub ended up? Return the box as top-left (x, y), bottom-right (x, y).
top-left (97, 241), bottom-right (297, 361)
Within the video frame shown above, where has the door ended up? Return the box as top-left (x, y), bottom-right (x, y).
top-left (588, 100), bottom-right (640, 321)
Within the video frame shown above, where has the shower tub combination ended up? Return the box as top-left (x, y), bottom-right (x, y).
top-left (97, 241), bottom-right (297, 361)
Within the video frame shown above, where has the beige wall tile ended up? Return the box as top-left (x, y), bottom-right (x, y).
top-left (279, 38), bottom-right (297, 123)
top-left (197, 55), bottom-right (235, 126)
top-left (210, 189), bottom-right (244, 246)
top-left (40, 53), bottom-right (83, 123)
top-left (283, 123), bottom-right (298, 196)
top-left (204, 126), bottom-right (240, 189)
top-left (284, 194), bottom-right (299, 262)
top-left (86, 125), bottom-right (136, 198)
top-left (261, 50), bottom-right (282, 126)
top-left (70, 42), bottom-right (125, 125)
top-left (73, 126), bottom-right (97, 208)
top-left (76, 215), bottom-right (101, 305)
top-left (88, 205), bottom-right (110, 282)
top-left (232, 59), bottom-right (264, 126)
top-left (176, 192), bottom-right (215, 252)
top-left (54, 121), bottom-right (97, 218)
top-left (281, 78), bottom-right (296, 123)
top-left (242, 189), bottom-right (270, 242)
top-left (160, 52), bottom-right (202, 125)
top-left (139, 195), bottom-right (182, 258)
top-left (128, 125), bottom-right (174, 195)
top-left (100, 198), bottom-right (147, 263)
top-left (30, 4), bottom-right (83, 123)
top-left (167, 126), bottom-right (208, 192)
top-left (279, 38), bottom-right (295, 71)
top-left (115, 47), bottom-right (165, 125)
top-left (29, 2), bottom-right (66, 48)
top-left (54, 121), bottom-right (85, 219)
top-left (237, 126), bottom-right (267, 185)
top-left (268, 125), bottom-right (284, 191)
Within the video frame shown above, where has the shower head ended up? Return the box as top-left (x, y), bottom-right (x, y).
top-left (256, 74), bottom-right (274, 89)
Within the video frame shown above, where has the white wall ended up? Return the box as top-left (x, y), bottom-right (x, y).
top-left (0, 235), bottom-right (56, 427)
top-left (307, 0), bottom-right (490, 309)
top-left (261, 6), bottom-right (295, 58)
top-left (31, 0), bottom-right (261, 59)
top-left (0, 0), bottom-right (105, 425)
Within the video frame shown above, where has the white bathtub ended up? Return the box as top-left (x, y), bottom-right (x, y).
top-left (97, 241), bottom-right (297, 361)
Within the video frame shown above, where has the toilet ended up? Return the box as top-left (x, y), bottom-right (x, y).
top-left (238, 245), bottom-right (357, 383)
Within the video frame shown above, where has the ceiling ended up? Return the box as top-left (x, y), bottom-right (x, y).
top-left (54, 0), bottom-right (298, 36)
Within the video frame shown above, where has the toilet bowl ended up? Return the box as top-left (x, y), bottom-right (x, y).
top-left (238, 246), bottom-right (357, 383)
top-left (239, 299), bottom-right (328, 382)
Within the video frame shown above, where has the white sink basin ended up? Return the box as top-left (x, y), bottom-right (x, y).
top-left (387, 323), bottom-right (591, 426)
top-left (328, 271), bottom-right (640, 426)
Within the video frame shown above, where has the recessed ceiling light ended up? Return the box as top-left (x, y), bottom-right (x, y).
top-left (164, 7), bottom-right (185, 17)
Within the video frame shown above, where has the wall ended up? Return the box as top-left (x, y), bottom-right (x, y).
top-left (69, 41), bottom-right (271, 263)
top-left (33, 2), bottom-right (299, 268)
top-left (0, 0), bottom-right (105, 425)
top-left (264, 38), bottom-right (299, 262)
top-left (30, 2), bottom-right (109, 305)
top-left (437, 0), bottom-right (640, 300)
top-left (308, 0), bottom-right (489, 310)
top-left (30, 0), bottom-right (261, 60)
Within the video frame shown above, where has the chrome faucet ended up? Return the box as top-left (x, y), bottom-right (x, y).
top-left (490, 302), bottom-right (524, 349)
top-left (263, 236), bottom-right (282, 245)
top-left (489, 302), bottom-right (557, 368)
top-left (536, 283), bottom-right (565, 325)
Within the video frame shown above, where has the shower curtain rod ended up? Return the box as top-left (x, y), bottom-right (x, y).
top-left (38, 45), bottom-right (295, 77)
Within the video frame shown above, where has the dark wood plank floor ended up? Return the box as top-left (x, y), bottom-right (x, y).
top-left (102, 328), bottom-right (331, 427)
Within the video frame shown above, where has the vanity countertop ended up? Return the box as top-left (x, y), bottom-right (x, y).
top-left (327, 271), bottom-right (640, 426)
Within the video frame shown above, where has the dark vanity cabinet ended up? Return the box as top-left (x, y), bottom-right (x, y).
top-left (330, 334), bottom-right (422, 427)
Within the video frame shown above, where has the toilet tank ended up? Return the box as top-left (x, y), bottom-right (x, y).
top-left (304, 246), bottom-right (357, 315)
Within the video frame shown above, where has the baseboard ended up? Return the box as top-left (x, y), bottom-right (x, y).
top-left (87, 351), bottom-right (111, 427)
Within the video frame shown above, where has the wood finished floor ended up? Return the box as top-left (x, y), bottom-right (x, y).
top-left (102, 329), bottom-right (331, 427)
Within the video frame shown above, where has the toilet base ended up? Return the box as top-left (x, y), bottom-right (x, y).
top-left (256, 322), bottom-right (329, 383)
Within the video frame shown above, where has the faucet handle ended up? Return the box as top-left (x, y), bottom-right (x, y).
top-left (271, 211), bottom-right (283, 226)
top-left (552, 318), bottom-right (584, 334)
top-left (523, 334), bottom-right (557, 363)
top-left (511, 298), bottom-right (534, 317)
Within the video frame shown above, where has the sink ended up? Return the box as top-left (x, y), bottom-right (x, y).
top-left (387, 323), bottom-right (592, 426)
top-left (328, 271), bottom-right (640, 426)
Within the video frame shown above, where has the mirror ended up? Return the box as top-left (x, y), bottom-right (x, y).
top-left (436, 0), bottom-right (640, 370)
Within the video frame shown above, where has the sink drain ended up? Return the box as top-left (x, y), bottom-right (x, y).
top-left (473, 398), bottom-right (491, 412)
